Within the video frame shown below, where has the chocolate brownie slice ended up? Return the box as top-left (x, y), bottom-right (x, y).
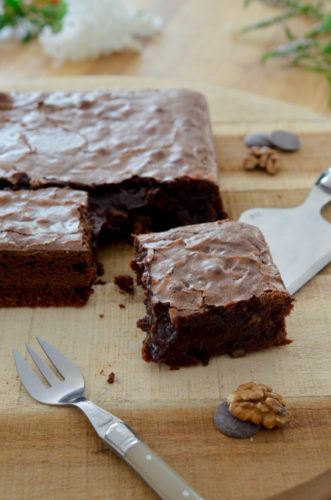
top-left (0, 187), bottom-right (96, 306)
top-left (0, 89), bottom-right (226, 241)
top-left (132, 220), bottom-right (294, 367)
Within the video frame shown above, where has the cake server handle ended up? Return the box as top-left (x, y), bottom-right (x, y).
top-left (104, 420), bottom-right (204, 500)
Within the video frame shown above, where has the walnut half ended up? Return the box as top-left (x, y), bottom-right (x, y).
top-left (243, 146), bottom-right (281, 175)
top-left (227, 382), bottom-right (291, 429)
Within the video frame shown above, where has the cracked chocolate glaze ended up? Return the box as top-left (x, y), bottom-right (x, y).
top-left (0, 89), bottom-right (218, 186)
top-left (0, 188), bottom-right (89, 250)
top-left (134, 220), bottom-right (289, 321)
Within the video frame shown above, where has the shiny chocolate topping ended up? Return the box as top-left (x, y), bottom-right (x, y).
top-left (0, 188), bottom-right (88, 250)
top-left (135, 220), bottom-right (288, 320)
top-left (0, 89), bottom-right (218, 186)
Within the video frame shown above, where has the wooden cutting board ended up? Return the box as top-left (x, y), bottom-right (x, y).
top-left (0, 77), bottom-right (330, 500)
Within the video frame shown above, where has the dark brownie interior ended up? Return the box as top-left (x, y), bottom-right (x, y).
top-left (88, 177), bottom-right (224, 243)
top-left (138, 294), bottom-right (293, 367)
top-left (132, 220), bottom-right (294, 367)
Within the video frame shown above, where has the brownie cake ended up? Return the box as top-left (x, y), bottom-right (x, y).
top-left (0, 89), bottom-right (226, 241)
top-left (132, 220), bottom-right (294, 366)
top-left (0, 187), bottom-right (96, 306)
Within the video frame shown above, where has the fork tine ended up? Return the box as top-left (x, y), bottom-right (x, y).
top-left (13, 349), bottom-right (50, 403)
top-left (37, 337), bottom-right (84, 385)
top-left (25, 343), bottom-right (60, 387)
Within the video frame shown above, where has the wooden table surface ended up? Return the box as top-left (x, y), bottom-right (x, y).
top-left (0, 0), bottom-right (330, 117)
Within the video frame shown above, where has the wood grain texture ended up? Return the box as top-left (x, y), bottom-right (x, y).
top-left (268, 469), bottom-right (331, 500)
top-left (0, 76), bottom-right (330, 500)
top-left (0, 0), bottom-right (330, 116)
top-left (1, 399), bottom-right (331, 500)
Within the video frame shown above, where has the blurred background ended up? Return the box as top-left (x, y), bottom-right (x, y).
top-left (1, 0), bottom-right (330, 116)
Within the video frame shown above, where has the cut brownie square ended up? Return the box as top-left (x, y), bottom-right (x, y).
top-left (0, 187), bottom-right (96, 306)
top-left (132, 220), bottom-right (294, 367)
top-left (0, 89), bottom-right (226, 241)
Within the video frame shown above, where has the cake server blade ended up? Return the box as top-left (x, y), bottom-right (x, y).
top-left (239, 167), bottom-right (331, 295)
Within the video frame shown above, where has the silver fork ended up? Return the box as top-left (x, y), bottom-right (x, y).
top-left (14, 337), bottom-right (203, 500)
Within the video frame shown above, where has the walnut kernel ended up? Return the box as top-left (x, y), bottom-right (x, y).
top-left (227, 382), bottom-right (291, 429)
top-left (243, 146), bottom-right (281, 175)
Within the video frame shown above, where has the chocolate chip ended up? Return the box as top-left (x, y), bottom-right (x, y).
top-left (114, 275), bottom-right (134, 294)
top-left (270, 130), bottom-right (300, 152)
top-left (244, 132), bottom-right (273, 148)
top-left (214, 400), bottom-right (262, 439)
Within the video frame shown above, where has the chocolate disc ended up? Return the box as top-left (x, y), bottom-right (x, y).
top-left (270, 130), bottom-right (301, 152)
top-left (214, 400), bottom-right (262, 439)
top-left (244, 132), bottom-right (273, 148)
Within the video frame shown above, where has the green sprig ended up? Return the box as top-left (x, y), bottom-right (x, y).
top-left (241, 0), bottom-right (331, 104)
top-left (0, 0), bottom-right (66, 42)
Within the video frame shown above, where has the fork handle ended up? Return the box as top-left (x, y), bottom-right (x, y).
top-left (74, 399), bottom-right (203, 499)
top-left (104, 422), bottom-right (203, 500)
top-left (125, 441), bottom-right (203, 500)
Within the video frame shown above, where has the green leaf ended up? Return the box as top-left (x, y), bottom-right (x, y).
top-left (274, 37), bottom-right (316, 55)
top-left (22, 32), bottom-right (33, 43)
top-left (0, 0), bottom-right (67, 40)
top-left (284, 25), bottom-right (295, 39)
top-left (243, 0), bottom-right (254, 8)
top-left (261, 50), bottom-right (281, 63)
top-left (327, 76), bottom-right (331, 105)
top-left (240, 11), bottom-right (297, 33)
top-left (241, 0), bottom-right (331, 105)
top-left (322, 41), bottom-right (331, 53)
top-left (4, 0), bottom-right (25, 18)
top-left (321, 13), bottom-right (331, 32)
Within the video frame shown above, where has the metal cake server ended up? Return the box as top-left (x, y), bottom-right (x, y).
top-left (239, 166), bottom-right (331, 295)
top-left (14, 338), bottom-right (203, 500)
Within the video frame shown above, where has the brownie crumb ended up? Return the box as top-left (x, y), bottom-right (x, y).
top-left (107, 372), bottom-right (115, 384)
top-left (95, 279), bottom-right (106, 285)
top-left (119, 304), bottom-right (126, 309)
top-left (100, 369), bottom-right (105, 376)
top-left (97, 262), bottom-right (104, 276)
top-left (99, 313), bottom-right (104, 318)
top-left (114, 275), bottom-right (134, 294)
